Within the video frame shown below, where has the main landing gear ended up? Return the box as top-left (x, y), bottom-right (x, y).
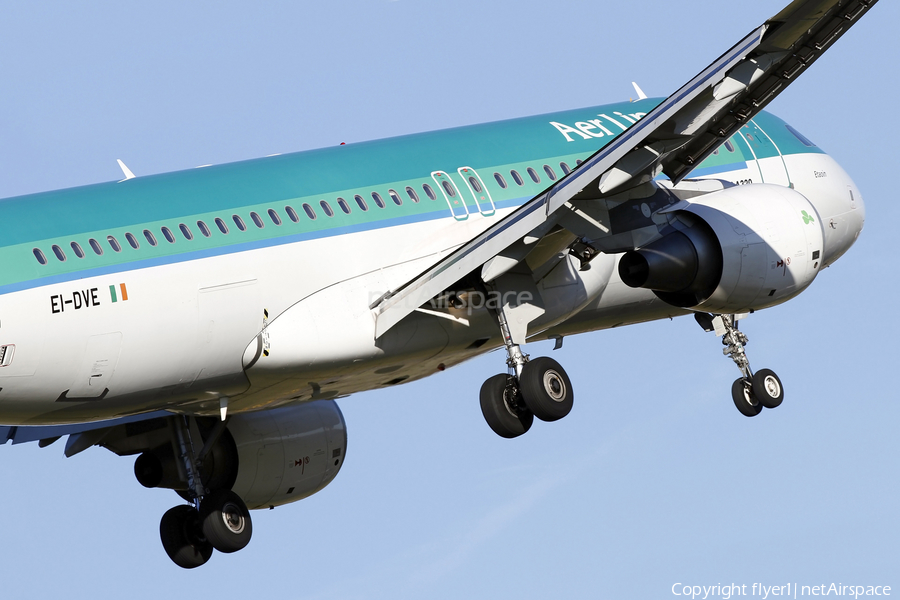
top-left (158, 416), bottom-right (252, 569)
top-left (480, 300), bottom-right (574, 438)
top-left (696, 313), bottom-right (784, 418)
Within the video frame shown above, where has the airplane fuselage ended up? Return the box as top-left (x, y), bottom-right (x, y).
top-left (0, 99), bottom-right (863, 426)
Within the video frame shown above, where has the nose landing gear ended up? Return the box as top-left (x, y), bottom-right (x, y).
top-left (696, 313), bottom-right (785, 418)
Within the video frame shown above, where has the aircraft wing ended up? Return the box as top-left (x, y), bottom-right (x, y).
top-left (1, 410), bottom-right (172, 456)
top-left (372, 0), bottom-right (876, 338)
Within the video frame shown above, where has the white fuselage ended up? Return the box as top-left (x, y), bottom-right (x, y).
top-left (0, 149), bottom-right (863, 426)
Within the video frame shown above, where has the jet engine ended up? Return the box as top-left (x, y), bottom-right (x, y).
top-left (132, 400), bottom-right (346, 510)
top-left (228, 401), bottom-right (346, 509)
top-left (618, 184), bottom-right (825, 313)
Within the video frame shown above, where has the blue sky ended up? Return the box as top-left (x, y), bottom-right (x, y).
top-left (0, 1), bottom-right (896, 598)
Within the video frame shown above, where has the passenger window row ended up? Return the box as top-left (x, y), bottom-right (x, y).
top-left (31, 182), bottom-right (438, 265)
top-left (491, 161), bottom-right (580, 189)
top-left (32, 161), bottom-right (583, 266)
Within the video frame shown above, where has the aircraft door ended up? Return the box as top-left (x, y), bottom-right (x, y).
top-left (741, 120), bottom-right (790, 187)
top-left (432, 171), bottom-right (469, 220)
top-left (457, 167), bottom-right (496, 216)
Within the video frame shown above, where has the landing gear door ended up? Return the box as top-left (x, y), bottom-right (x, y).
top-left (431, 171), bottom-right (469, 220)
top-left (458, 167), bottom-right (496, 216)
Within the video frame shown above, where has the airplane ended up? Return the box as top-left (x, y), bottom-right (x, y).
top-left (0, 0), bottom-right (875, 569)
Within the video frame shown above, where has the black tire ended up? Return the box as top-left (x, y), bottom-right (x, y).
top-left (479, 374), bottom-right (533, 438)
top-left (731, 378), bottom-right (762, 417)
top-left (160, 505), bottom-right (213, 569)
top-left (752, 368), bottom-right (784, 409)
top-left (201, 491), bottom-right (252, 553)
top-left (519, 357), bottom-right (573, 422)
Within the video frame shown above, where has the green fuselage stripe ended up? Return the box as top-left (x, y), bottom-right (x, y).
top-left (0, 101), bottom-right (821, 293)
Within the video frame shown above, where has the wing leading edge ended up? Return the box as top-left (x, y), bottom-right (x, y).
top-left (372, 0), bottom-right (876, 338)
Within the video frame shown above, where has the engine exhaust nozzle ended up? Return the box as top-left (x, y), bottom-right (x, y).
top-left (619, 231), bottom-right (700, 293)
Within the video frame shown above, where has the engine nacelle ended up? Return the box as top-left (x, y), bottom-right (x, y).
top-left (228, 400), bottom-right (347, 510)
top-left (619, 184), bottom-right (825, 313)
top-left (132, 400), bottom-right (346, 510)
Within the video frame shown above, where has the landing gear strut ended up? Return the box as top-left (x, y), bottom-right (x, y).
top-left (158, 415), bottom-right (252, 568)
top-left (480, 296), bottom-right (574, 438)
top-left (697, 313), bottom-right (785, 417)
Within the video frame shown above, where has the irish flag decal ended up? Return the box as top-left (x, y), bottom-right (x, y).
top-left (109, 283), bottom-right (129, 303)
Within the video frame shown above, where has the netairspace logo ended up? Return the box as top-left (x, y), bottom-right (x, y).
top-left (671, 583), bottom-right (892, 600)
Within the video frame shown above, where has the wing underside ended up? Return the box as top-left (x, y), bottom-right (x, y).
top-left (372, 0), bottom-right (877, 338)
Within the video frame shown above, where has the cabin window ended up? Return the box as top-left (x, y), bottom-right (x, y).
top-left (441, 180), bottom-right (456, 197)
top-left (405, 187), bottom-right (419, 203)
top-left (372, 192), bottom-right (385, 208)
top-left (197, 221), bottom-right (211, 237)
top-left (337, 197), bottom-right (351, 214)
top-left (107, 235), bottom-right (122, 252)
top-left (527, 167), bottom-right (540, 183)
top-left (33, 248), bottom-right (47, 264)
top-left (560, 162), bottom-right (571, 175)
top-left (215, 218), bottom-right (229, 234)
top-left (126, 233), bottom-right (140, 249)
top-left (285, 206), bottom-right (300, 222)
top-left (724, 140), bottom-right (735, 153)
top-left (179, 224), bottom-right (193, 240)
top-left (250, 212), bottom-right (265, 228)
top-left (543, 165), bottom-right (557, 181)
top-left (144, 230), bottom-right (158, 246)
top-left (233, 215), bottom-right (246, 231)
top-left (511, 170), bottom-right (524, 186)
top-left (468, 176), bottom-right (482, 193)
top-left (494, 172), bottom-right (507, 188)
top-left (303, 203), bottom-right (317, 220)
top-left (70, 241), bottom-right (85, 258)
top-left (355, 194), bottom-right (369, 211)
top-left (388, 189), bottom-right (402, 206)
top-left (161, 227), bottom-right (176, 243)
top-left (423, 184), bottom-right (436, 200)
top-left (268, 209), bottom-right (282, 225)
top-left (52, 245), bottom-right (66, 262)
top-left (576, 159), bottom-right (583, 166)
top-left (320, 200), bottom-right (334, 217)
top-left (89, 239), bottom-right (103, 255)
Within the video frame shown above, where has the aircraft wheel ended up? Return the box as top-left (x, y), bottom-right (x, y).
top-left (201, 490), bottom-right (253, 553)
top-left (519, 357), bottom-right (573, 422)
top-left (480, 374), bottom-right (533, 438)
top-left (731, 378), bottom-right (762, 417)
top-left (752, 369), bottom-right (784, 408)
top-left (160, 505), bottom-right (213, 569)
